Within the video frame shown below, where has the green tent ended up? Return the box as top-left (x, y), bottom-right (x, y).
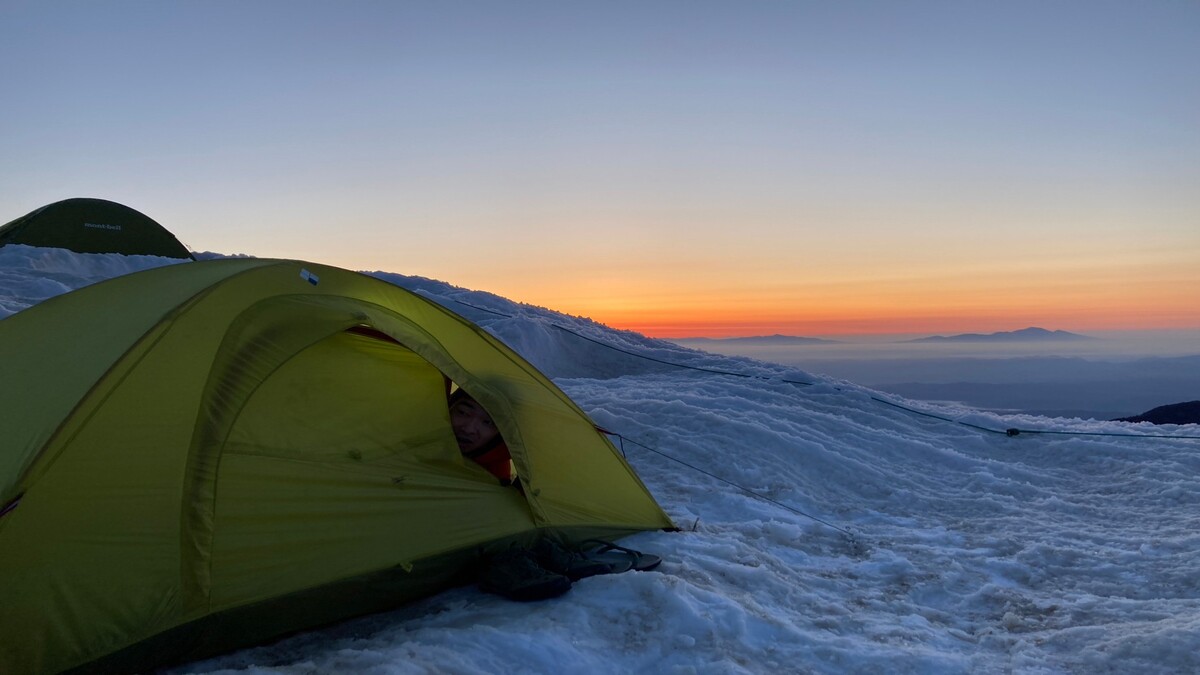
top-left (0, 258), bottom-right (673, 674)
top-left (0, 197), bottom-right (194, 259)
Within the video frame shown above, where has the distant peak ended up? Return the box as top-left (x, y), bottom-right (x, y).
top-left (905, 327), bottom-right (1095, 343)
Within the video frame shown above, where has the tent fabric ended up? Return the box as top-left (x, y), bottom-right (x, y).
top-left (0, 258), bottom-right (673, 675)
top-left (0, 197), bottom-right (195, 259)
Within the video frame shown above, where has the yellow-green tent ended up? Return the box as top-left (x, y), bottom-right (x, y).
top-left (0, 258), bottom-right (673, 675)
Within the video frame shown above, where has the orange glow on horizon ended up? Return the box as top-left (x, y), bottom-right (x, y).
top-left (524, 268), bottom-right (1200, 339)
top-left (415, 244), bottom-right (1200, 340)
top-left (591, 303), bottom-right (1200, 338)
top-left (599, 313), bottom-right (1200, 339)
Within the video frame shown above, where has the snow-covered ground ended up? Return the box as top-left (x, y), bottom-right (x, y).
top-left (4, 246), bottom-right (1199, 674)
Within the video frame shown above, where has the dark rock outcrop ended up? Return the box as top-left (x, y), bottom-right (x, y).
top-left (1116, 400), bottom-right (1200, 425)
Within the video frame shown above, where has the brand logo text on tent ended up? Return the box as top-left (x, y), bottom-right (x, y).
top-left (83, 222), bottom-right (122, 231)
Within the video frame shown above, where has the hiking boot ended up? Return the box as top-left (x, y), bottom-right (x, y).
top-left (479, 547), bottom-right (571, 602)
top-left (533, 538), bottom-right (615, 580)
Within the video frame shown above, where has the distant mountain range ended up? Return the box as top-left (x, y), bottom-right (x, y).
top-left (903, 327), bottom-right (1094, 343)
top-left (675, 327), bottom-right (1095, 346)
top-left (673, 334), bottom-right (841, 345)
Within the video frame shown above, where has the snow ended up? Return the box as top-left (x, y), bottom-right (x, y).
top-left (0, 245), bottom-right (188, 318)
top-left (4, 247), bottom-right (1200, 674)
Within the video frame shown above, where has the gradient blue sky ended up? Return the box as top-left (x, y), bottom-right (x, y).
top-left (3, 1), bottom-right (1197, 336)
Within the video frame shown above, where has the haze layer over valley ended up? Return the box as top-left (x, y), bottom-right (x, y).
top-left (673, 330), bottom-right (1200, 421)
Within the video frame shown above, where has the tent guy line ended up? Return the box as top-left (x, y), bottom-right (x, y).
top-left (599, 428), bottom-right (861, 545)
top-left (442, 297), bottom-right (1200, 443)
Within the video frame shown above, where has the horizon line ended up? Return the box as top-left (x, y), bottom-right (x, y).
top-left (626, 325), bottom-right (1200, 341)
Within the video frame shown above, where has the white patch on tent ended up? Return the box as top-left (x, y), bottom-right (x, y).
top-left (300, 268), bottom-right (320, 286)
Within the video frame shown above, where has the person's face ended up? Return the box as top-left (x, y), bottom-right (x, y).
top-left (450, 397), bottom-right (499, 454)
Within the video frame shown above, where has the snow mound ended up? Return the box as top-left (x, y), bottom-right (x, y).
top-left (0, 244), bottom-right (187, 318)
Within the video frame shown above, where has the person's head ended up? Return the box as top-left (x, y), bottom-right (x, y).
top-left (449, 391), bottom-right (501, 456)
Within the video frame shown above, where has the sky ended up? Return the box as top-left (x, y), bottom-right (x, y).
top-left (2, 1), bottom-right (1198, 337)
